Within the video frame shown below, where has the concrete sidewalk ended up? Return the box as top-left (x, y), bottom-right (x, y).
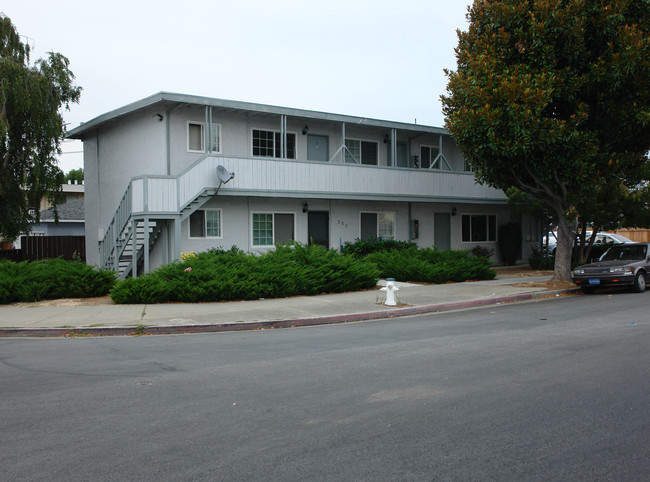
top-left (0, 270), bottom-right (578, 337)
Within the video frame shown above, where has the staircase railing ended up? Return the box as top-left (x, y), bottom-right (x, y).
top-left (99, 154), bottom-right (220, 274)
top-left (100, 184), bottom-right (132, 270)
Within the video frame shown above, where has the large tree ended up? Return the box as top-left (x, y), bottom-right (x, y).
top-left (442, 0), bottom-right (650, 282)
top-left (0, 15), bottom-right (81, 239)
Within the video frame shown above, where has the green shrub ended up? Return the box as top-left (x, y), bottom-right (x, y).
top-left (341, 238), bottom-right (417, 258)
top-left (110, 242), bottom-right (380, 304)
top-left (0, 258), bottom-right (116, 304)
top-left (365, 246), bottom-right (495, 283)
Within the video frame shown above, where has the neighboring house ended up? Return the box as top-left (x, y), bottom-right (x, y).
top-left (67, 92), bottom-right (538, 278)
top-left (29, 198), bottom-right (85, 237)
top-left (37, 181), bottom-right (85, 211)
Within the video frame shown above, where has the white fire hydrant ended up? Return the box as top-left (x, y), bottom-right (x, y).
top-left (380, 279), bottom-right (400, 306)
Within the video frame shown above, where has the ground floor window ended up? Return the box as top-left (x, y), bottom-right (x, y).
top-left (462, 214), bottom-right (496, 242)
top-left (252, 213), bottom-right (294, 246)
top-left (360, 212), bottom-right (395, 240)
top-left (189, 209), bottom-right (222, 238)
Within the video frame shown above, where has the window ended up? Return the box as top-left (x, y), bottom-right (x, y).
top-left (345, 139), bottom-right (378, 165)
top-left (462, 214), bottom-right (497, 242)
top-left (252, 213), bottom-right (295, 246)
top-left (189, 209), bottom-right (222, 238)
top-left (420, 145), bottom-right (441, 169)
top-left (252, 129), bottom-right (296, 159)
top-left (360, 212), bottom-right (395, 240)
top-left (188, 122), bottom-right (221, 153)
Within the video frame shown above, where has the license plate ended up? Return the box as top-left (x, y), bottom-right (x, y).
top-left (588, 279), bottom-right (600, 285)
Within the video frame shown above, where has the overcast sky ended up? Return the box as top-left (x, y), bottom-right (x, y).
top-left (3, 0), bottom-right (473, 173)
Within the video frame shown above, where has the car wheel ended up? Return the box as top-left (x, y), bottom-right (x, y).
top-left (581, 286), bottom-right (595, 294)
top-left (632, 271), bottom-right (647, 293)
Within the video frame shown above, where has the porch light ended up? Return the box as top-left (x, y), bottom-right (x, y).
top-left (302, 125), bottom-right (309, 135)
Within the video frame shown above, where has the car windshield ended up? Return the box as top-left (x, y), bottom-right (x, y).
top-left (601, 245), bottom-right (647, 261)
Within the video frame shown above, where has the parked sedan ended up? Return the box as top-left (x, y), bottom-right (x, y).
top-left (572, 243), bottom-right (650, 293)
top-left (543, 231), bottom-right (632, 255)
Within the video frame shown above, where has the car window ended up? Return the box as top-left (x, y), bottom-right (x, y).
top-left (602, 245), bottom-right (647, 261)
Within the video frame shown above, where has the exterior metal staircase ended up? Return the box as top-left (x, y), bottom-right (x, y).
top-left (99, 156), bottom-right (229, 278)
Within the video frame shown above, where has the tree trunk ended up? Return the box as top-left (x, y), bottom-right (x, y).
top-left (552, 216), bottom-right (578, 283)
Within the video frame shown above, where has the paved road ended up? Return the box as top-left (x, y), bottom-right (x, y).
top-left (1, 292), bottom-right (648, 480)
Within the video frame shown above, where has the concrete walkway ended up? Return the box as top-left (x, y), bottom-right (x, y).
top-left (0, 269), bottom-right (578, 337)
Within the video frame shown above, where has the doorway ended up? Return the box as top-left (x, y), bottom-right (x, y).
top-left (307, 135), bottom-right (329, 162)
top-left (308, 211), bottom-right (329, 248)
top-left (434, 213), bottom-right (451, 250)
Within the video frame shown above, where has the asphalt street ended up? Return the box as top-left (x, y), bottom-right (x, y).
top-left (1, 292), bottom-right (648, 480)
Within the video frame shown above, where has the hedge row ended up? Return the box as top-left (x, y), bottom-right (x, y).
top-left (0, 241), bottom-right (496, 305)
top-left (109, 244), bottom-right (380, 304)
top-left (365, 246), bottom-right (495, 283)
top-left (0, 258), bottom-right (116, 304)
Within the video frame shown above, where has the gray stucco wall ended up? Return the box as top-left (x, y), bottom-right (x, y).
top-left (148, 195), bottom-right (527, 268)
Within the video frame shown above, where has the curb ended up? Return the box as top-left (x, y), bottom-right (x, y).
top-left (0, 288), bottom-right (580, 338)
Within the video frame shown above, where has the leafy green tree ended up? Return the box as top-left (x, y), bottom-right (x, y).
top-left (442, 0), bottom-right (650, 282)
top-left (0, 16), bottom-right (81, 239)
top-left (65, 168), bottom-right (84, 184)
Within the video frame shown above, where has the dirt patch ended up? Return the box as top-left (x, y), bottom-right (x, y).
top-left (493, 267), bottom-right (553, 277)
top-left (511, 280), bottom-right (577, 290)
top-left (9, 296), bottom-right (114, 308)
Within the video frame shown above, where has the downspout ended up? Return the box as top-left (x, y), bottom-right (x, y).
top-left (391, 128), bottom-right (397, 167)
top-left (342, 122), bottom-right (346, 162)
top-left (205, 106), bottom-right (210, 153)
top-left (280, 115), bottom-right (286, 159)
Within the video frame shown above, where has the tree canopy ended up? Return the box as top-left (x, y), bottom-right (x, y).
top-left (0, 15), bottom-right (81, 239)
top-left (65, 168), bottom-right (84, 184)
top-left (442, 0), bottom-right (650, 281)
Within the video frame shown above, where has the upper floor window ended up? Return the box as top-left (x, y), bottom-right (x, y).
top-left (252, 129), bottom-right (296, 159)
top-left (188, 122), bottom-right (220, 153)
top-left (462, 214), bottom-right (496, 243)
top-left (420, 145), bottom-right (441, 169)
top-left (189, 209), bottom-right (222, 238)
top-left (345, 139), bottom-right (378, 165)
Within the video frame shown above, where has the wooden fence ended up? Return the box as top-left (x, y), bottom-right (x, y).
top-left (0, 236), bottom-right (86, 262)
top-left (610, 229), bottom-right (650, 243)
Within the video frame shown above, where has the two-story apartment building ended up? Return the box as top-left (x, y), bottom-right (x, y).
top-left (67, 92), bottom-right (536, 278)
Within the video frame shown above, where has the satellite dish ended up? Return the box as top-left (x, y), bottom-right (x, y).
top-left (216, 165), bottom-right (235, 184)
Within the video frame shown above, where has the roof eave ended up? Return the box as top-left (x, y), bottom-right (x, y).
top-left (66, 92), bottom-right (448, 139)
